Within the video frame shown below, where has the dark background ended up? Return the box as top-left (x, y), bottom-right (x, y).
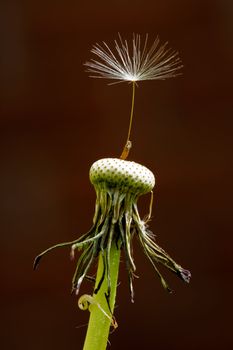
top-left (1, 1), bottom-right (233, 349)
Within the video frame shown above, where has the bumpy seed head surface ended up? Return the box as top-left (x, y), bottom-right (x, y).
top-left (90, 158), bottom-right (155, 195)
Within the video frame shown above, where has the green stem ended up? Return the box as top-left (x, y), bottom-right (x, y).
top-left (83, 243), bottom-right (121, 350)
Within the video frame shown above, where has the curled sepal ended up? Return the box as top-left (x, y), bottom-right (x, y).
top-left (78, 294), bottom-right (118, 330)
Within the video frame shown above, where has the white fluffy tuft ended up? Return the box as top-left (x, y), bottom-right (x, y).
top-left (85, 34), bottom-right (183, 84)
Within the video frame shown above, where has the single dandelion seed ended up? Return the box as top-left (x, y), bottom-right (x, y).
top-left (85, 34), bottom-right (183, 160)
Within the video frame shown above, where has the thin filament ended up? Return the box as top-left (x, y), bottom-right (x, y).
top-left (120, 82), bottom-right (136, 160)
top-left (127, 81), bottom-right (136, 143)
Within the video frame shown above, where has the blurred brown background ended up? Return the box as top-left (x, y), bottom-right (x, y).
top-left (1, 0), bottom-right (233, 349)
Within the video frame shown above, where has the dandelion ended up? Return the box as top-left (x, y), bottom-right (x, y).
top-left (34, 34), bottom-right (190, 350)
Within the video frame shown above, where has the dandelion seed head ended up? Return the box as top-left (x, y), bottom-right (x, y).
top-left (85, 33), bottom-right (183, 84)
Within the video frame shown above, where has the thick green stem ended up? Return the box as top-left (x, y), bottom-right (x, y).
top-left (83, 243), bottom-right (121, 350)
